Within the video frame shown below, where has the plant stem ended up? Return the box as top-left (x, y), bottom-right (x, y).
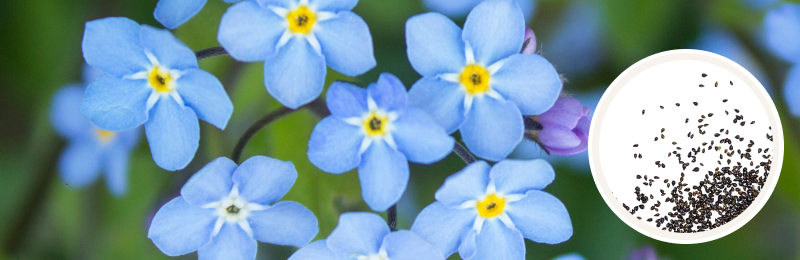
top-left (231, 107), bottom-right (295, 164)
top-left (453, 142), bottom-right (476, 164)
top-left (387, 205), bottom-right (398, 231)
top-left (195, 46), bottom-right (228, 60)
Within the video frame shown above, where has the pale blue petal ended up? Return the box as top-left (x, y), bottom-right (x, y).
top-left (82, 17), bottom-right (149, 78)
top-left (250, 201), bottom-right (319, 247)
top-left (327, 212), bottom-right (389, 257)
top-left (218, 0), bottom-right (285, 61)
top-left (51, 85), bottom-right (93, 139)
top-left (410, 202), bottom-right (475, 257)
top-left (506, 190), bottom-right (572, 244)
top-left (358, 141), bottom-right (409, 211)
top-left (434, 161), bottom-right (490, 207)
top-left (154, 0), bottom-right (208, 29)
top-left (114, 126), bottom-right (141, 151)
top-left (553, 253), bottom-right (586, 260)
top-left (139, 25), bottom-right (197, 71)
top-left (462, 0), bottom-right (524, 66)
top-left (103, 146), bottom-right (130, 196)
top-left (381, 230), bottom-right (445, 260)
top-left (392, 108), bottom-right (454, 164)
top-left (310, 0), bottom-right (357, 12)
top-left (784, 65), bottom-right (800, 116)
top-left (465, 219), bottom-right (524, 260)
top-left (369, 73), bottom-right (407, 112)
top-left (148, 197), bottom-right (216, 256)
top-left (764, 4), bottom-right (800, 63)
top-left (492, 54), bottom-right (562, 115)
top-left (405, 12), bottom-right (465, 77)
top-left (457, 231), bottom-right (477, 259)
top-left (82, 64), bottom-right (104, 84)
top-left (316, 11), bottom-right (376, 77)
top-left (517, 0), bottom-right (536, 21)
top-left (255, 0), bottom-right (294, 8)
top-left (197, 223), bottom-right (257, 260)
top-left (80, 74), bottom-right (151, 131)
top-left (408, 78), bottom-right (466, 133)
top-left (232, 156), bottom-right (297, 205)
top-left (460, 97), bottom-right (523, 161)
top-left (489, 159), bottom-right (553, 195)
top-left (326, 81), bottom-right (368, 119)
top-left (287, 240), bottom-right (337, 260)
top-left (307, 117), bottom-right (363, 174)
top-left (176, 68), bottom-right (233, 129)
top-left (58, 141), bottom-right (103, 188)
top-left (264, 37), bottom-right (326, 109)
top-left (145, 97), bottom-right (200, 171)
top-left (422, 0), bottom-right (483, 18)
top-left (181, 157), bottom-right (237, 206)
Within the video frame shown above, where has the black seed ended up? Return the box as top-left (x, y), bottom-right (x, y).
top-left (660, 106), bottom-right (664, 109)
top-left (723, 99), bottom-right (728, 103)
top-left (642, 109), bottom-right (645, 115)
top-left (699, 84), bottom-right (705, 88)
top-left (634, 144), bottom-right (639, 147)
top-left (702, 73), bottom-right (707, 77)
top-left (693, 102), bottom-right (698, 106)
top-left (676, 103), bottom-right (680, 107)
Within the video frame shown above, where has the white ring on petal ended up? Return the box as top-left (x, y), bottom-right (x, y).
top-left (306, 33), bottom-right (323, 56)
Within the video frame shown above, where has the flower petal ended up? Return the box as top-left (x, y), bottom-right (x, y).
top-left (145, 97), bottom-right (200, 171)
top-left (548, 116), bottom-right (590, 156)
top-left (536, 96), bottom-right (585, 129)
top-left (232, 156), bottom-right (297, 205)
top-left (783, 66), bottom-right (800, 116)
top-left (218, 0), bottom-right (286, 61)
top-left (181, 157), bottom-right (237, 206)
top-left (81, 74), bottom-right (151, 131)
top-left (505, 190), bottom-right (572, 244)
top-left (405, 12), bottom-right (466, 77)
top-left (154, 0), bottom-right (208, 29)
top-left (310, 0), bottom-right (358, 12)
top-left (58, 141), bottom-right (103, 188)
top-left (197, 223), bottom-right (257, 260)
top-left (256, 0), bottom-right (294, 8)
top-left (176, 68), bottom-right (233, 130)
top-left (491, 54), bottom-right (562, 115)
top-left (764, 4), bottom-right (800, 63)
top-left (460, 97), bottom-right (523, 161)
top-left (392, 108), bottom-right (454, 164)
top-left (287, 240), bottom-right (337, 260)
top-left (51, 85), bottom-right (93, 139)
top-left (326, 81), bottom-right (368, 119)
top-left (434, 161), bottom-right (490, 207)
top-left (82, 17), bottom-right (149, 78)
top-left (381, 230), bottom-right (445, 260)
top-left (410, 202), bottom-right (475, 257)
top-left (489, 159), bottom-right (553, 195)
top-left (148, 197), bottom-right (216, 256)
top-left (553, 253), bottom-right (586, 260)
top-left (315, 11), bottom-right (376, 77)
top-left (307, 117), bottom-right (363, 174)
top-left (103, 146), bottom-right (131, 196)
top-left (465, 219), bottom-right (524, 260)
top-left (264, 37), bottom-right (326, 109)
top-left (250, 201), bottom-right (319, 247)
top-left (408, 78), bottom-right (466, 133)
top-left (369, 73), bottom-right (408, 112)
top-left (537, 125), bottom-right (581, 149)
top-left (358, 141), bottom-right (409, 211)
top-left (462, 0), bottom-right (524, 66)
top-left (421, 0), bottom-right (483, 19)
top-left (139, 25), bottom-right (198, 70)
top-left (457, 230), bottom-right (477, 259)
top-left (326, 212), bottom-right (389, 257)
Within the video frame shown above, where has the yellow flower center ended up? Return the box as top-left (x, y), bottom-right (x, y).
top-left (476, 194), bottom-right (505, 218)
top-left (460, 64), bottom-right (490, 94)
top-left (95, 129), bottom-right (116, 143)
top-left (287, 6), bottom-right (316, 34)
top-left (363, 112), bottom-right (389, 137)
top-left (148, 67), bottom-right (173, 93)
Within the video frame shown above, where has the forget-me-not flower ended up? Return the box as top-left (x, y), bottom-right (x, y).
top-left (148, 156), bottom-right (318, 259)
top-left (307, 73), bottom-right (455, 212)
top-left (553, 253), bottom-right (586, 260)
top-left (524, 96), bottom-right (592, 156)
top-left (764, 3), bottom-right (800, 115)
top-left (406, 0), bottom-right (562, 161)
top-left (423, 0), bottom-right (536, 21)
top-left (154, 0), bottom-right (240, 29)
top-left (411, 159), bottom-right (572, 260)
top-left (217, 0), bottom-right (376, 109)
top-left (51, 65), bottom-right (139, 196)
top-left (288, 212), bottom-right (444, 260)
top-left (81, 17), bottom-right (233, 171)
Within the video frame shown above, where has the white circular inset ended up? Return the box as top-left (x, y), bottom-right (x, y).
top-left (588, 50), bottom-right (784, 244)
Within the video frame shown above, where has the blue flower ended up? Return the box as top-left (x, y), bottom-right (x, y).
top-left (217, 0), bottom-right (376, 109)
top-left (411, 159), bottom-right (572, 260)
top-left (307, 73), bottom-right (455, 211)
top-left (539, 1), bottom-right (606, 78)
top-left (288, 212), bottom-right (444, 260)
top-left (148, 156), bottom-right (319, 259)
top-left (406, 0), bottom-right (562, 161)
top-left (50, 65), bottom-right (140, 196)
top-left (423, 0), bottom-right (536, 22)
top-left (154, 0), bottom-right (240, 29)
top-left (81, 17), bottom-right (233, 171)
top-left (553, 253), bottom-right (586, 260)
top-left (763, 3), bottom-right (800, 115)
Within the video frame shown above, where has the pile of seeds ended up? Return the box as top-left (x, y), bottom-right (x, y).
top-left (624, 74), bottom-right (774, 233)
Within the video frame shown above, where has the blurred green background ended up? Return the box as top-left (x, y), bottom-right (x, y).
top-left (1, 0), bottom-right (800, 259)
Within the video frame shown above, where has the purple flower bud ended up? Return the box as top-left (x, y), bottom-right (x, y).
top-left (526, 96), bottom-right (591, 156)
top-left (522, 28), bottom-right (537, 54)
